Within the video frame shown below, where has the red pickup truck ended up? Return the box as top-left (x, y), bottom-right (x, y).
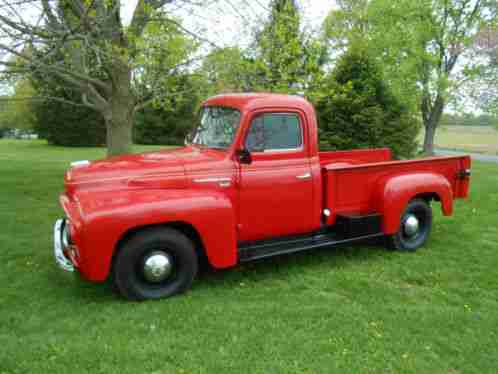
top-left (54, 93), bottom-right (471, 300)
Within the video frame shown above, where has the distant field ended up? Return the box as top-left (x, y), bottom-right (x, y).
top-left (428, 125), bottom-right (498, 154)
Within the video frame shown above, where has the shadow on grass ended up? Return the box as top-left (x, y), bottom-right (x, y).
top-left (46, 238), bottom-right (395, 303)
top-left (46, 269), bottom-right (120, 303)
top-left (195, 238), bottom-right (393, 290)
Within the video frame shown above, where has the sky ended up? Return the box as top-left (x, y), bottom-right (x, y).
top-left (121, 0), bottom-right (336, 48)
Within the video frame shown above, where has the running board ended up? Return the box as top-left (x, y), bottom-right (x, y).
top-left (238, 231), bottom-right (384, 263)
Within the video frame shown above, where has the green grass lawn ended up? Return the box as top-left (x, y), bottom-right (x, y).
top-left (1, 139), bottom-right (498, 373)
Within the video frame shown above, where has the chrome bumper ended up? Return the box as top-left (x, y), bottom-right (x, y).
top-left (54, 219), bottom-right (74, 272)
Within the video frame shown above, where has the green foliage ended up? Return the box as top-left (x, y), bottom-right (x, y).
top-left (129, 16), bottom-right (208, 146)
top-left (0, 80), bottom-right (37, 130)
top-left (200, 47), bottom-right (258, 94)
top-left (29, 53), bottom-right (106, 147)
top-left (27, 14), bottom-right (200, 148)
top-left (323, 0), bottom-right (369, 53)
top-left (255, 0), bottom-right (303, 92)
top-left (133, 17), bottom-right (199, 110)
top-left (33, 100), bottom-right (105, 146)
top-left (134, 76), bottom-right (201, 145)
top-left (323, 0), bottom-right (422, 114)
top-left (253, 0), bottom-right (326, 93)
top-left (315, 48), bottom-right (419, 159)
top-left (324, 0), bottom-right (497, 133)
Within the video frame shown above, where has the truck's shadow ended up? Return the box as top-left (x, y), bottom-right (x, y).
top-left (61, 237), bottom-right (393, 302)
top-left (195, 237), bottom-right (392, 290)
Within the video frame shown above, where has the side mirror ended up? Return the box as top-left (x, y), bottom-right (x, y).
top-left (236, 148), bottom-right (252, 164)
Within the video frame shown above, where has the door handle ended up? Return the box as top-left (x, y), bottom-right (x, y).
top-left (193, 177), bottom-right (232, 187)
top-left (296, 172), bottom-right (311, 180)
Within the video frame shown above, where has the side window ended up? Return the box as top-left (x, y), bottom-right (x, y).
top-left (245, 113), bottom-right (303, 152)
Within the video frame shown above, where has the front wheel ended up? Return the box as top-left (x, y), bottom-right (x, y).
top-left (112, 227), bottom-right (198, 301)
top-left (386, 199), bottom-right (433, 252)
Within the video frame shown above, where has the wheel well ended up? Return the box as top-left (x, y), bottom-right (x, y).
top-left (413, 192), bottom-right (441, 203)
top-left (112, 222), bottom-right (208, 273)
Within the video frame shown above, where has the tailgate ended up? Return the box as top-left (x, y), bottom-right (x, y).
top-left (454, 156), bottom-right (471, 198)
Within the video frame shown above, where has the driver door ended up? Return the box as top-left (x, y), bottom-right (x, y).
top-left (237, 111), bottom-right (314, 242)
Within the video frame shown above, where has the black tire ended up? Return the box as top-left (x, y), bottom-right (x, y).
top-left (386, 199), bottom-right (432, 252)
top-left (112, 227), bottom-right (198, 301)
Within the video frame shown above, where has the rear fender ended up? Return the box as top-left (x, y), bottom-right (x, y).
top-left (73, 189), bottom-right (237, 281)
top-left (375, 173), bottom-right (453, 234)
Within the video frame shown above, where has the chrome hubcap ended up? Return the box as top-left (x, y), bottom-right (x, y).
top-left (404, 214), bottom-right (420, 237)
top-left (143, 251), bottom-right (173, 283)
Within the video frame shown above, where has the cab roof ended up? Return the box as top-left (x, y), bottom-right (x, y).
top-left (202, 93), bottom-right (314, 113)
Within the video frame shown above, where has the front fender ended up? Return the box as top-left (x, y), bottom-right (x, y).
top-left (70, 189), bottom-right (237, 282)
top-left (375, 173), bottom-right (453, 234)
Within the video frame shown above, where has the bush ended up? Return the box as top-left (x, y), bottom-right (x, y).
top-left (33, 100), bottom-right (106, 146)
top-left (314, 48), bottom-right (419, 159)
top-left (133, 107), bottom-right (191, 145)
top-left (134, 89), bottom-right (199, 146)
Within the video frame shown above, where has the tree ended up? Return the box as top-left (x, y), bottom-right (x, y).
top-left (368, 0), bottom-right (496, 155)
top-left (0, 0), bottom-right (206, 156)
top-left (323, 0), bottom-right (369, 55)
top-left (200, 47), bottom-right (258, 94)
top-left (33, 98), bottom-right (106, 146)
top-left (323, 0), bottom-right (421, 115)
top-left (253, 0), bottom-right (326, 93)
top-left (314, 47), bottom-right (419, 159)
top-left (0, 79), bottom-right (37, 130)
top-left (132, 17), bottom-right (200, 113)
top-left (134, 74), bottom-right (203, 145)
top-left (323, 0), bottom-right (496, 155)
top-left (467, 24), bottom-right (498, 116)
top-left (31, 79), bottom-right (107, 146)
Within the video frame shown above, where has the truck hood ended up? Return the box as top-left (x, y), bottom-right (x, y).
top-left (64, 146), bottom-right (226, 196)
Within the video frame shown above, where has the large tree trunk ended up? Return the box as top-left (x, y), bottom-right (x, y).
top-left (105, 113), bottom-right (133, 157)
top-left (104, 62), bottom-right (135, 157)
top-left (421, 95), bottom-right (445, 156)
top-left (422, 123), bottom-right (436, 155)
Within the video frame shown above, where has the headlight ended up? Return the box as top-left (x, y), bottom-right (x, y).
top-left (62, 220), bottom-right (72, 248)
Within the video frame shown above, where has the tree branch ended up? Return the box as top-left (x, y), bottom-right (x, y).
top-left (41, 0), bottom-right (61, 30)
top-left (129, 0), bottom-right (175, 38)
top-left (0, 42), bottom-right (111, 94)
top-left (0, 95), bottom-right (93, 108)
top-left (154, 17), bottom-right (221, 49)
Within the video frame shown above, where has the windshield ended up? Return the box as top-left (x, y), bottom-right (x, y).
top-left (192, 106), bottom-right (241, 149)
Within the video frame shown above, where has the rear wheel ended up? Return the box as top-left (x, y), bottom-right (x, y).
top-left (112, 227), bottom-right (198, 301)
top-left (386, 199), bottom-right (433, 252)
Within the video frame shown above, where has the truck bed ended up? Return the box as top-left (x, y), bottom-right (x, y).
top-left (319, 148), bottom-right (392, 168)
top-left (321, 153), bottom-right (471, 226)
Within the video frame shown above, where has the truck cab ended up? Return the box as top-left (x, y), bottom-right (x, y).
top-left (54, 93), bottom-right (471, 300)
top-left (197, 94), bottom-right (322, 242)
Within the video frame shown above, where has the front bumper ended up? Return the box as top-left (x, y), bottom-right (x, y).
top-left (54, 219), bottom-right (75, 272)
